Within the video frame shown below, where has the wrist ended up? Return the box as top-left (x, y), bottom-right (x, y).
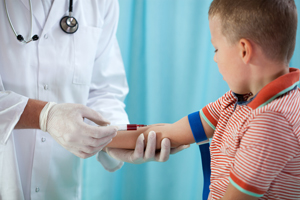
top-left (15, 99), bottom-right (48, 129)
top-left (39, 102), bottom-right (57, 131)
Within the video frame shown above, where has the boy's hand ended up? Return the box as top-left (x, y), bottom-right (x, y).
top-left (104, 131), bottom-right (190, 164)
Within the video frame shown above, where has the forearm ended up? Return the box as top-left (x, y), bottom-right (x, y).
top-left (106, 116), bottom-right (196, 149)
top-left (15, 99), bottom-right (47, 129)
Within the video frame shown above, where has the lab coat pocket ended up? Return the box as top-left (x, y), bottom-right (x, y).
top-left (73, 26), bottom-right (103, 85)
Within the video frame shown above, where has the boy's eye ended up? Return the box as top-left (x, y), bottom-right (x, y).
top-left (214, 49), bottom-right (218, 53)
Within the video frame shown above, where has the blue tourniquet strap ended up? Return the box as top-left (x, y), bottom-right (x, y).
top-left (188, 111), bottom-right (211, 200)
top-left (199, 143), bottom-right (211, 200)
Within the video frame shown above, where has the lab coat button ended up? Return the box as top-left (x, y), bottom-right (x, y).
top-left (35, 187), bottom-right (40, 192)
top-left (44, 85), bottom-right (48, 90)
top-left (41, 137), bottom-right (46, 142)
top-left (44, 34), bottom-right (48, 39)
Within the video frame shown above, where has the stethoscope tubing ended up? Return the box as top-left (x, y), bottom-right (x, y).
top-left (5, 0), bottom-right (78, 44)
top-left (4, 0), bottom-right (34, 44)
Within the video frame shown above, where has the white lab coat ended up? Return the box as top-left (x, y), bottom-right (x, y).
top-left (0, 0), bottom-right (129, 199)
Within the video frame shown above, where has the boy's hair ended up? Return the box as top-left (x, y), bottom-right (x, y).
top-left (209, 0), bottom-right (298, 64)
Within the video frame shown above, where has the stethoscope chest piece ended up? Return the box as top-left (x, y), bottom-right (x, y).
top-left (60, 16), bottom-right (79, 34)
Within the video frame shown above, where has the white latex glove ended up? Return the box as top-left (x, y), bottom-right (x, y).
top-left (39, 102), bottom-right (118, 159)
top-left (105, 131), bottom-right (190, 164)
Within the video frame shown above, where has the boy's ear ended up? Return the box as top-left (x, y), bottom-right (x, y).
top-left (238, 39), bottom-right (252, 64)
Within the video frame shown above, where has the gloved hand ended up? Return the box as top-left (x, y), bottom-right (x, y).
top-left (104, 131), bottom-right (190, 164)
top-left (39, 102), bottom-right (118, 159)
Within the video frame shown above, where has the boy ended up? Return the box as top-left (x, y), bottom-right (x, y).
top-left (105, 0), bottom-right (299, 199)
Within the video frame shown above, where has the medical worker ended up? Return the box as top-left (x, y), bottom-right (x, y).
top-left (0, 1), bottom-right (187, 199)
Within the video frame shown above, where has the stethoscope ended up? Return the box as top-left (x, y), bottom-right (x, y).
top-left (4, 0), bottom-right (79, 44)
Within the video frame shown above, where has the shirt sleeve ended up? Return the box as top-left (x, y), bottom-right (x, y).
top-left (201, 91), bottom-right (234, 130)
top-left (0, 87), bottom-right (28, 145)
top-left (0, 65), bottom-right (29, 146)
top-left (87, 0), bottom-right (129, 170)
top-left (229, 111), bottom-right (299, 197)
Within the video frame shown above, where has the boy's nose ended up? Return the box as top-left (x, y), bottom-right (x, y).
top-left (214, 54), bottom-right (217, 63)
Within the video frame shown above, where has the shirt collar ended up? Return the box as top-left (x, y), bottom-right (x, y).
top-left (248, 67), bottom-right (300, 109)
top-left (232, 68), bottom-right (300, 109)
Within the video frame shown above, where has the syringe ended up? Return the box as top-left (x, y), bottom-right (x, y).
top-left (108, 124), bottom-right (147, 131)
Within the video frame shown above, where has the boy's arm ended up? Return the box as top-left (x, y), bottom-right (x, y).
top-left (219, 183), bottom-right (259, 200)
top-left (106, 112), bottom-right (214, 149)
top-left (107, 91), bottom-right (228, 150)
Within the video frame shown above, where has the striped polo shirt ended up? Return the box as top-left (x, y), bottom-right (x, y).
top-left (201, 68), bottom-right (300, 199)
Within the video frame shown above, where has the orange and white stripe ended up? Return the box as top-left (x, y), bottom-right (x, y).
top-left (201, 68), bottom-right (300, 200)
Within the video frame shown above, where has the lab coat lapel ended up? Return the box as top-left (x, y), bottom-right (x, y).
top-left (19, 0), bottom-right (46, 28)
top-left (42, 0), bottom-right (77, 34)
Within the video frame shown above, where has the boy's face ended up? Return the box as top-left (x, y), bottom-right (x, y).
top-left (209, 16), bottom-right (250, 94)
